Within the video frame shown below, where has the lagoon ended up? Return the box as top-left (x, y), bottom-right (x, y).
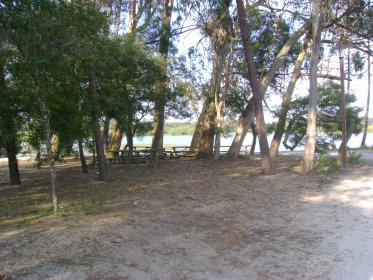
top-left (123, 133), bottom-right (373, 152)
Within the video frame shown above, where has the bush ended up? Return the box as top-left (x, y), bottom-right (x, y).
top-left (314, 153), bottom-right (340, 175)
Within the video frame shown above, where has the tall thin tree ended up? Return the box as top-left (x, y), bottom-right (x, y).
top-left (236, 0), bottom-right (271, 174)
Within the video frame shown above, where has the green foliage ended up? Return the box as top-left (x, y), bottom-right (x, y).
top-left (164, 122), bottom-right (196, 135)
top-left (314, 154), bottom-right (340, 175)
top-left (282, 81), bottom-right (363, 151)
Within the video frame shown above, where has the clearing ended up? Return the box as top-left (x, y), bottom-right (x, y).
top-left (0, 155), bottom-right (373, 279)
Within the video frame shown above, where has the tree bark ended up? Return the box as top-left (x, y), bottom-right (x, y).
top-left (270, 35), bottom-right (310, 160)
top-left (5, 137), bottom-right (21, 185)
top-left (109, 121), bottom-right (123, 150)
top-left (88, 67), bottom-right (107, 181)
top-left (236, 0), bottom-right (271, 174)
top-left (361, 40), bottom-right (370, 147)
top-left (152, 0), bottom-right (173, 164)
top-left (302, 0), bottom-right (323, 173)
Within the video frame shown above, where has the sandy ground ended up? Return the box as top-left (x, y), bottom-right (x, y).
top-left (0, 155), bottom-right (373, 280)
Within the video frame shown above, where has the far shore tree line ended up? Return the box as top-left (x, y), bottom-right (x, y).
top-left (0, 0), bottom-right (372, 213)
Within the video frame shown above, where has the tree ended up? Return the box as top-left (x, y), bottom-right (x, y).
top-left (151, 0), bottom-right (174, 165)
top-left (0, 44), bottom-right (21, 185)
top-left (302, 0), bottom-right (324, 173)
top-left (269, 34), bottom-right (312, 160)
top-left (236, 0), bottom-right (271, 174)
top-left (227, 4), bottom-right (312, 158)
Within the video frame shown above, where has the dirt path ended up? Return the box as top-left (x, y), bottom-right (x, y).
top-left (0, 157), bottom-right (373, 279)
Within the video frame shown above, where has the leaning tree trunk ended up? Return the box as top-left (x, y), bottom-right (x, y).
top-left (236, 0), bottom-right (271, 174)
top-left (270, 35), bottom-right (310, 160)
top-left (361, 40), bottom-right (371, 147)
top-left (88, 68), bottom-right (107, 181)
top-left (302, 0), bottom-right (322, 173)
top-left (226, 100), bottom-right (255, 158)
top-left (228, 17), bottom-right (311, 155)
top-left (152, 0), bottom-right (173, 165)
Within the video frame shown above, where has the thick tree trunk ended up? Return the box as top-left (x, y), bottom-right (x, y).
top-left (361, 41), bottom-right (370, 147)
top-left (229, 17), bottom-right (311, 154)
top-left (6, 137), bottom-right (21, 185)
top-left (126, 130), bottom-right (134, 157)
top-left (78, 138), bottom-right (88, 174)
top-left (1, 65), bottom-right (21, 185)
top-left (199, 46), bottom-right (228, 159)
top-left (191, 100), bottom-right (208, 150)
top-left (270, 35), bottom-right (310, 160)
top-left (236, 0), bottom-right (271, 174)
top-left (88, 68), bottom-right (107, 181)
top-left (152, 0), bottom-right (173, 164)
top-left (302, 0), bottom-right (323, 173)
top-left (109, 121), bottom-right (123, 150)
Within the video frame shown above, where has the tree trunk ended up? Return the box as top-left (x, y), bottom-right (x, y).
top-left (102, 117), bottom-right (110, 150)
top-left (78, 138), bottom-right (88, 174)
top-left (227, 100), bottom-right (255, 158)
top-left (236, 0), bottom-right (271, 174)
top-left (302, 0), bottom-right (323, 173)
top-left (37, 90), bottom-right (59, 213)
top-left (88, 68), bottom-right (107, 181)
top-left (228, 17), bottom-right (311, 154)
top-left (191, 100), bottom-right (208, 150)
top-left (214, 44), bottom-right (233, 160)
top-left (5, 137), bottom-right (21, 185)
top-left (151, 0), bottom-right (173, 164)
top-left (361, 40), bottom-right (371, 147)
top-left (338, 44), bottom-right (347, 166)
top-left (126, 130), bottom-right (134, 157)
top-left (109, 121), bottom-right (123, 150)
top-left (199, 45), bottom-right (228, 159)
top-left (270, 35), bottom-right (310, 160)
top-left (250, 121), bottom-right (257, 155)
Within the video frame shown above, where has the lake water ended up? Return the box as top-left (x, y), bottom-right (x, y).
top-left (123, 133), bottom-right (373, 152)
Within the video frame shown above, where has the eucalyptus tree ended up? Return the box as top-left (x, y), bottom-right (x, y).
top-left (227, 1), bottom-right (312, 158)
top-left (269, 34), bottom-right (312, 159)
top-left (186, 0), bottom-right (234, 159)
top-left (151, 0), bottom-right (174, 164)
top-left (236, 0), bottom-right (273, 173)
